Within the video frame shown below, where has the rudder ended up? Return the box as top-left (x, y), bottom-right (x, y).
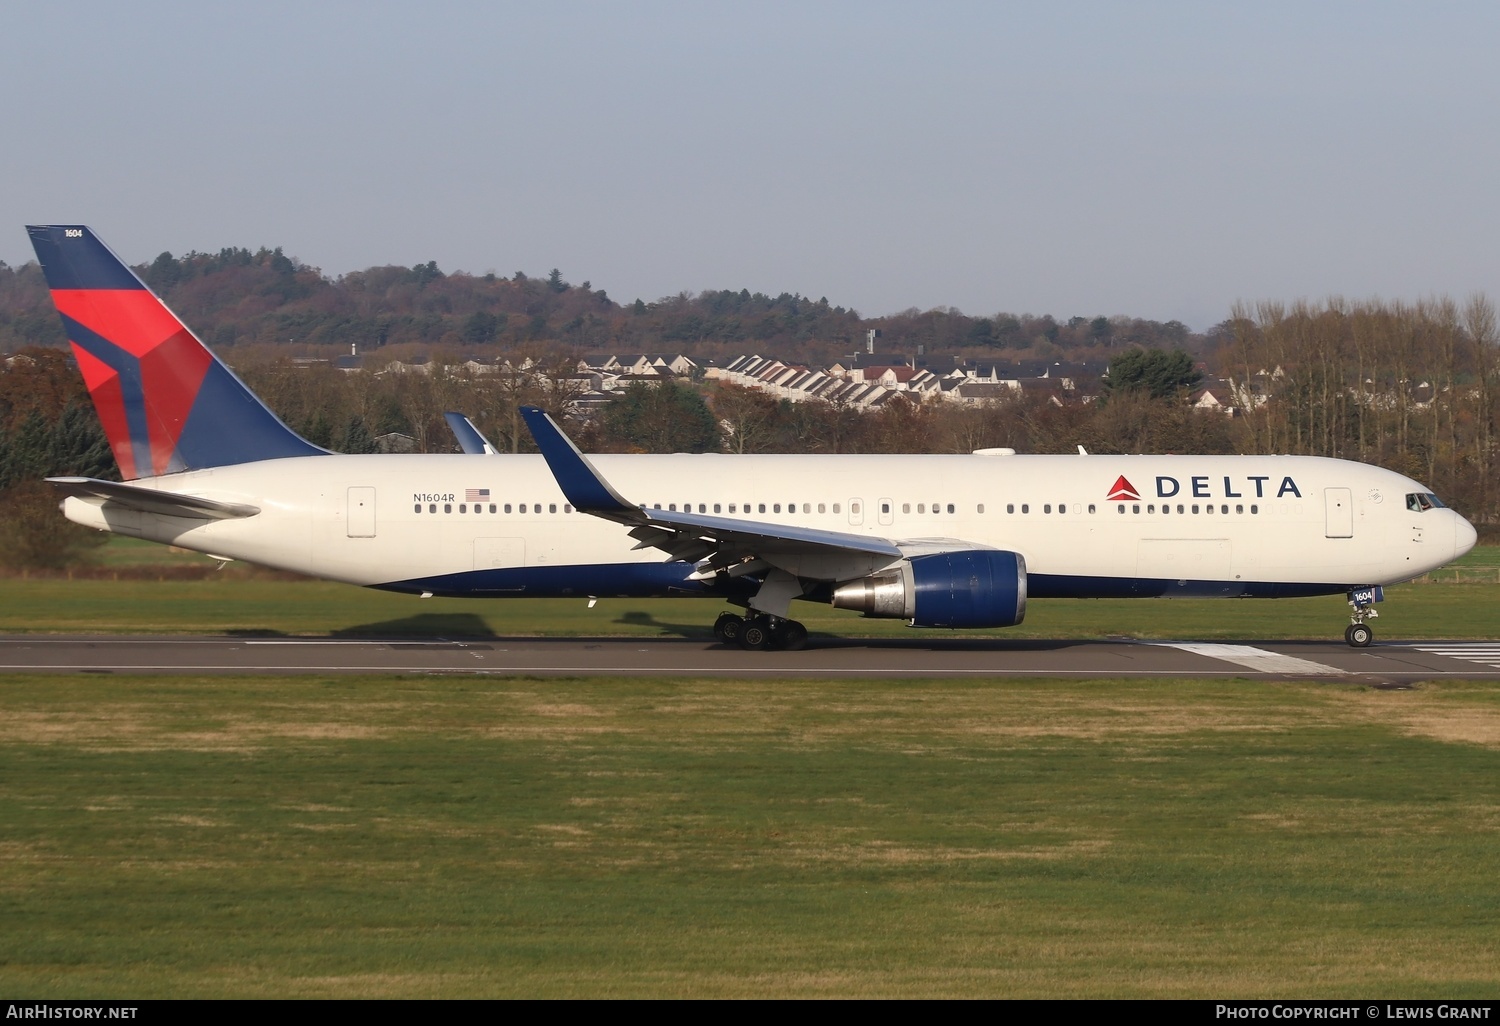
top-left (26, 225), bottom-right (326, 479)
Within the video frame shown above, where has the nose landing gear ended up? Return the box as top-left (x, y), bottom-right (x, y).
top-left (1344, 586), bottom-right (1383, 647)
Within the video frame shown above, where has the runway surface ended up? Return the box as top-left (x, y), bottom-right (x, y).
top-left (3, 634), bottom-right (1499, 681)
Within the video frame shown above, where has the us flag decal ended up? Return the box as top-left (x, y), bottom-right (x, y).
top-left (465, 488), bottom-right (490, 502)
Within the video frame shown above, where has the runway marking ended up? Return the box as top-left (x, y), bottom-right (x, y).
top-left (1401, 643), bottom-right (1500, 670)
top-left (1149, 643), bottom-right (1347, 676)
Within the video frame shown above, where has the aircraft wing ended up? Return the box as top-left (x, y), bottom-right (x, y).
top-left (47, 477), bottom-right (261, 520)
top-left (521, 407), bottom-right (916, 581)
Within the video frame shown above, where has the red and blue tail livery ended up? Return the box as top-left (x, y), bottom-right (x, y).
top-left (26, 225), bottom-right (324, 480)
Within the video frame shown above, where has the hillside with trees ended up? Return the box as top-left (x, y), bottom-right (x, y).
top-left (0, 248), bottom-right (1200, 367)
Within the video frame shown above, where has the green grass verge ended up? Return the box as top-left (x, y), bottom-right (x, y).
top-left (0, 576), bottom-right (1496, 640)
top-left (2, 674), bottom-right (1498, 997)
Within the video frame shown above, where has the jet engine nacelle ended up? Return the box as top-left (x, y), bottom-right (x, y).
top-left (830, 550), bottom-right (1027, 628)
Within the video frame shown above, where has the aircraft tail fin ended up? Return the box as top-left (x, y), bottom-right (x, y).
top-left (25, 225), bottom-right (327, 480)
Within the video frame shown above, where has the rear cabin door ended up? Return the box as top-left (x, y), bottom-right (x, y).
top-left (347, 487), bottom-right (376, 538)
top-left (1324, 487), bottom-right (1353, 538)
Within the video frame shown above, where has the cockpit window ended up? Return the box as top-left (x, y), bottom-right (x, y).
top-left (1406, 493), bottom-right (1446, 512)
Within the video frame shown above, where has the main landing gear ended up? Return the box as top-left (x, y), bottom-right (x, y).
top-left (713, 612), bottom-right (808, 651)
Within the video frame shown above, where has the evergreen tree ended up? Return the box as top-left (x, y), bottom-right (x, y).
top-left (600, 381), bottom-right (719, 453)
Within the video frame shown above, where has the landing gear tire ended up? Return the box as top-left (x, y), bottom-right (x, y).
top-left (713, 613), bottom-right (744, 645)
top-left (1345, 623), bottom-right (1373, 648)
top-left (738, 617), bottom-right (773, 651)
top-left (780, 620), bottom-right (808, 651)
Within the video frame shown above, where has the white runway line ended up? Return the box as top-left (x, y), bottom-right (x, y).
top-left (1149, 642), bottom-right (1348, 675)
top-left (1403, 643), bottom-right (1500, 669)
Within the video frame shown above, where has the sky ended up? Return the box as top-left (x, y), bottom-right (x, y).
top-left (2, 1), bottom-right (1496, 330)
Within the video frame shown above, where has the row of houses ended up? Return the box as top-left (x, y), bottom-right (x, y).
top-left (324, 347), bottom-right (1450, 420)
top-left (704, 354), bottom-right (1093, 408)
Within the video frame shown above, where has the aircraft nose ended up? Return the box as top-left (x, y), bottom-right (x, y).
top-left (1455, 513), bottom-right (1478, 559)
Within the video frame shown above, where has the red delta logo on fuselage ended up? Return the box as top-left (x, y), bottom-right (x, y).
top-left (1107, 474), bottom-right (1303, 501)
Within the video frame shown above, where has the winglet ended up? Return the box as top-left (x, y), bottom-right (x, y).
top-left (519, 406), bottom-right (637, 514)
top-left (444, 412), bottom-right (498, 455)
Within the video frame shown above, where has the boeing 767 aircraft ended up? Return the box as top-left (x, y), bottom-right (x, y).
top-left (25, 225), bottom-right (1478, 649)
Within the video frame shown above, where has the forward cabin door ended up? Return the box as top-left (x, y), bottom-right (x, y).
top-left (347, 487), bottom-right (376, 538)
top-left (1324, 487), bottom-right (1353, 538)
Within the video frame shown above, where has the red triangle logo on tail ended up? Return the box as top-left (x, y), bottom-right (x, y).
top-left (1107, 475), bottom-right (1139, 501)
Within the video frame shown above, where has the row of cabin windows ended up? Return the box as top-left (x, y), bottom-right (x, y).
top-left (413, 500), bottom-right (1262, 517)
top-left (416, 502), bottom-right (573, 514)
top-left (1118, 503), bottom-right (1258, 515)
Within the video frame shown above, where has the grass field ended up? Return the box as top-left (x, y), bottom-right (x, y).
top-left (2, 673), bottom-right (1499, 997)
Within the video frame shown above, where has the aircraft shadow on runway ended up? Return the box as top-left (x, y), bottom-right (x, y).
top-left (331, 613), bottom-right (501, 639)
top-left (611, 610), bottom-right (1082, 652)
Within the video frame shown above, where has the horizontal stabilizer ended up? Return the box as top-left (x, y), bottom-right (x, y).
top-left (47, 477), bottom-right (261, 520)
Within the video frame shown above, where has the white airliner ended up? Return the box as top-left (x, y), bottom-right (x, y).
top-left (26, 225), bottom-right (1478, 649)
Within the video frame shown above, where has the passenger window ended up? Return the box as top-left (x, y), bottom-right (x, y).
top-left (1022, 504), bottom-right (1029, 514)
top-left (1251, 504), bottom-right (1258, 514)
top-left (759, 504), bottom-right (767, 514)
top-left (1177, 504), bottom-right (1185, 514)
top-left (1044, 504), bottom-right (1052, 514)
top-left (818, 503), bottom-right (826, 514)
top-left (1148, 504), bottom-right (1155, 513)
top-left (444, 503), bottom-right (452, 513)
top-left (1235, 504), bottom-right (1243, 514)
top-left (1007, 504), bottom-right (1015, 514)
top-left (490, 504), bottom-right (497, 513)
top-left (1057, 503), bottom-right (1065, 514)
top-left (1206, 505), bottom-right (1214, 514)
top-left (917, 503), bottom-right (925, 514)
top-left (1117, 504), bottom-right (1124, 514)
top-left (947, 504), bottom-right (955, 514)
top-left (1088, 504), bottom-right (1095, 514)
top-left (550, 504), bottom-right (558, 514)
top-left (977, 504), bottom-right (985, 514)
top-left (430, 504), bottom-right (437, 514)
top-left (413, 504), bottom-right (421, 513)
top-left (714, 504), bottom-right (721, 513)
top-left (774, 504), bottom-right (782, 513)
top-left (459, 504), bottom-right (467, 513)
top-left (1132, 504), bottom-right (1140, 514)
top-left (1192, 504), bottom-right (1200, 514)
